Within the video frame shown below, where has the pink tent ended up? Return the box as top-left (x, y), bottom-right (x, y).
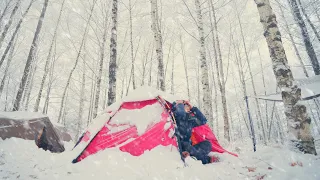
top-left (72, 89), bottom-right (237, 163)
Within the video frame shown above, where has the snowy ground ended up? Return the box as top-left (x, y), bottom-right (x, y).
top-left (1, 138), bottom-right (319, 180)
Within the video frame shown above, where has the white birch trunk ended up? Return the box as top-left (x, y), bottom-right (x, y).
top-left (13, 0), bottom-right (49, 111)
top-left (276, 0), bottom-right (308, 77)
top-left (107, 0), bottom-right (118, 105)
top-left (76, 58), bottom-right (86, 141)
top-left (209, 0), bottom-right (230, 141)
top-left (93, 7), bottom-right (109, 118)
top-left (0, 0), bottom-right (11, 30)
top-left (195, 0), bottom-right (213, 124)
top-left (296, 0), bottom-right (320, 43)
top-left (129, 0), bottom-right (136, 90)
top-left (150, 0), bottom-right (165, 91)
top-left (289, 0), bottom-right (320, 75)
top-left (179, 35), bottom-right (190, 99)
top-left (235, 5), bottom-right (266, 144)
top-left (58, 0), bottom-right (97, 122)
top-left (34, 0), bottom-right (66, 112)
top-left (0, 0), bottom-right (34, 69)
top-left (254, 0), bottom-right (317, 155)
top-left (0, 0), bottom-right (21, 49)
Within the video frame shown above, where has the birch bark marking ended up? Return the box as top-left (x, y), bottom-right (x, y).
top-left (195, 0), bottom-right (213, 134)
top-left (107, 0), bottom-right (118, 105)
top-left (150, 0), bottom-right (165, 91)
top-left (254, 0), bottom-right (317, 155)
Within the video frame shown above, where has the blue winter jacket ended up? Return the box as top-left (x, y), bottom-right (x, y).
top-left (172, 102), bottom-right (208, 144)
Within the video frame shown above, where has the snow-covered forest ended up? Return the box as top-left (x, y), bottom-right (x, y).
top-left (1, 0), bottom-right (320, 179)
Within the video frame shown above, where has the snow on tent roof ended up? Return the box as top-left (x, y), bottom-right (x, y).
top-left (122, 86), bottom-right (182, 102)
top-left (254, 75), bottom-right (320, 101)
top-left (0, 111), bottom-right (47, 120)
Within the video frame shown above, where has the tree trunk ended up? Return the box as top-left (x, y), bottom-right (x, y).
top-left (58, 0), bottom-right (97, 122)
top-left (209, 0), bottom-right (230, 141)
top-left (13, 0), bottom-right (49, 111)
top-left (34, 0), bottom-right (66, 112)
top-left (171, 42), bottom-right (175, 94)
top-left (129, 0), bottom-right (136, 90)
top-left (235, 4), bottom-right (266, 144)
top-left (76, 57), bottom-right (86, 141)
top-left (0, 1), bottom-right (11, 31)
top-left (297, 0), bottom-right (320, 43)
top-left (0, 0), bottom-right (34, 69)
top-left (254, 0), bottom-right (317, 155)
top-left (289, 0), bottom-right (320, 75)
top-left (107, 0), bottom-right (118, 105)
top-left (93, 7), bottom-right (109, 119)
top-left (0, 31), bottom-right (17, 97)
top-left (276, 0), bottom-right (309, 77)
top-left (195, 0), bottom-right (212, 130)
top-left (0, 0), bottom-right (21, 49)
top-left (150, 0), bottom-right (165, 91)
top-left (179, 35), bottom-right (190, 99)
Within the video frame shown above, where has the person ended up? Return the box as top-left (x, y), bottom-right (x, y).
top-left (172, 100), bottom-right (216, 164)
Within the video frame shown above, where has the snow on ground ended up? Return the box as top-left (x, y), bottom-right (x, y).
top-left (1, 138), bottom-right (319, 180)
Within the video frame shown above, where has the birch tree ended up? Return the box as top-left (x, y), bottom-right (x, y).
top-left (34, 0), bottom-right (66, 112)
top-left (107, 0), bottom-right (118, 105)
top-left (209, 0), bottom-right (230, 141)
top-left (58, 0), bottom-right (97, 122)
top-left (0, 0), bottom-right (21, 49)
top-left (254, 0), bottom-right (317, 155)
top-left (275, 0), bottom-right (308, 77)
top-left (13, 0), bottom-right (49, 111)
top-left (234, 2), bottom-right (266, 144)
top-left (297, 0), bottom-right (320, 43)
top-left (289, 0), bottom-right (320, 75)
top-left (0, 0), bottom-right (11, 30)
top-left (195, 0), bottom-right (213, 132)
top-left (93, 2), bottom-right (110, 118)
top-left (150, 0), bottom-right (165, 91)
top-left (0, 0), bottom-right (35, 69)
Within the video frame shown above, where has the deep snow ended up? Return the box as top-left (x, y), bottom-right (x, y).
top-left (1, 138), bottom-right (319, 180)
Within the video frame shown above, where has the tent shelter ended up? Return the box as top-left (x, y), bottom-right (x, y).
top-left (72, 86), bottom-right (237, 163)
top-left (0, 112), bottom-right (71, 153)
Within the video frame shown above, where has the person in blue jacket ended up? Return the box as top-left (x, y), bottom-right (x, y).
top-left (172, 100), bottom-right (214, 164)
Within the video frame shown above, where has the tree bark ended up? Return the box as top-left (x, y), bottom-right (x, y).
top-left (150, 0), bottom-right (165, 91)
top-left (297, 0), bottom-right (320, 43)
top-left (107, 0), bottom-right (118, 105)
top-left (209, 0), bottom-right (230, 141)
top-left (129, 0), bottom-right (136, 90)
top-left (276, 0), bottom-right (309, 77)
top-left (0, 0), bottom-right (34, 69)
top-left (289, 0), bottom-right (320, 75)
top-left (0, 31), bottom-right (17, 97)
top-left (13, 0), bottom-right (49, 111)
top-left (179, 35), bottom-right (190, 99)
top-left (0, 0), bottom-right (21, 49)
top-left (0, 0), bottom-right (11, 30)
top-left (254, 0), bottom-right (317, 155)
top-left (235, 4), bottom-right (266, 144)
top-left (93, 5), bottom-right (110, 118)
top-left (34, 0), bottom-right (66, 112)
